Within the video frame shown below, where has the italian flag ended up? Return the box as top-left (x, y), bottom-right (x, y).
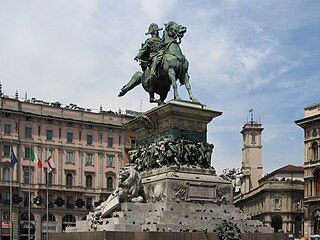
top-left (30, 147), bottom-right (42, 168)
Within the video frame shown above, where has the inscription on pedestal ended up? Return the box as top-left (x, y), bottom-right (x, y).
top-left (186, 183), bottom-right (217, 202)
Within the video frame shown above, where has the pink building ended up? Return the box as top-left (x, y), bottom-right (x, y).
top-left (0, 95), bottom-right (135, 240)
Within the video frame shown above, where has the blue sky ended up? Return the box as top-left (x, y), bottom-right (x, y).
top-left (1, 0), bottom-right (319, 174)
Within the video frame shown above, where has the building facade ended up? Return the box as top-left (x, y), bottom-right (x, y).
top-left (295, 102), bottom-right (320, 237)
top-left (234, 165), bottom-right (304, 236)
top-left (0, 95), bottom-right (135, 240)
top-left (234, 113), bottom-right (304, 238)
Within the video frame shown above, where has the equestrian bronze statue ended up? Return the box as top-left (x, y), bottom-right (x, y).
top-left (118, 21), bottom-right (199, 104)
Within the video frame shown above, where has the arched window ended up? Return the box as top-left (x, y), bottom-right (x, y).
top-left (251, 133), bottom-right (256, 144)
top-left (66, 173), bottom-right (73, 186)
top-left (20, 212), bottom-right (35, 221)
top-left (312, 142), bottom-right (319, 161)
top-left (86, 175), bottom-right (93, 188)
top-left (294, 215), bottom-right (302, 237)
top-left (312, 210), bottom-right (320, 235)
top-left (271, 215), bottom-right (283, 233)
top-left (62, 214), bottom-right (76, 231)
top-left (107, 176), bottom-right (113, 189)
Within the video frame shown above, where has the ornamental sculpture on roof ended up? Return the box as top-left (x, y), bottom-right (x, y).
top-left (118, 21), bottom-right (199, 105)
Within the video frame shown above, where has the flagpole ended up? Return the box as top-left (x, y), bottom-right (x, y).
top-left (28, 146), bottom-right (31, 240)
top-left (10, 145), bottom-right (13, 240)
top-left (46, 147), bottom-right (49, 240)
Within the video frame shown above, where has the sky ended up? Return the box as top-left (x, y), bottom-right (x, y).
top-left (1, 0), bottom-right (319, 174)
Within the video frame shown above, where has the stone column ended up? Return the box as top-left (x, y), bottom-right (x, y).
top-left (34, 213), bottom-right (42, 240)
top-left (56, 215), bottom-right (62, 233)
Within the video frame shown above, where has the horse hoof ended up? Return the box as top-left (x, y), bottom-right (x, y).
top-left (191, 98), bottom-right (200, 104)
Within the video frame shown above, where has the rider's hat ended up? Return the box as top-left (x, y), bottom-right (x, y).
top-left (145, 23), bottom-right (163, 35)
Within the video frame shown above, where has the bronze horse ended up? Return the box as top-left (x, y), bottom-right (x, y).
top-left (118, 21), bottom-right (199, 104)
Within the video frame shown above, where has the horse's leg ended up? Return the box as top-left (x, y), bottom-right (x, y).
top-left (149, 92), bottom-right (156, 103)
top-left (168, 68), bottom-right (181, 100)
top-left (118, 72), bottom-right (142, 97)
top-left (183, 73), bottom-right (199, 103)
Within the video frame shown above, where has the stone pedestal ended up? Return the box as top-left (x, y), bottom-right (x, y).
top-left (125, 100), bottom-right (222, 145)
top-left (67, 101), bottom-right (273, 234)
top-left (142, 166), bottom-right (231, 205)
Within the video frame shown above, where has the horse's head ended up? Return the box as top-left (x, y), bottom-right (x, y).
top-left (164, 21), bottom-right (187, 43)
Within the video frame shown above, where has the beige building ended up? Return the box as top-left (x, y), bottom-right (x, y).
top-left (234, 113), bottom-right (304, 238)
top-left (295, 102), bottom-right (320, 236)
top-left (234, 165), bottom-right (304, 235)
top-left (240, 117), bottom-right (264, 192)
top-left (0, 94), bottom-right (135, 240)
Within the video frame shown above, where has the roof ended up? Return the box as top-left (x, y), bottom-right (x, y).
top-left (258, 164), bottom-right (303, 183)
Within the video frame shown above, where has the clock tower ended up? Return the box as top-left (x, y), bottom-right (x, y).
top-left (241, 109), bottom-right (264, 193)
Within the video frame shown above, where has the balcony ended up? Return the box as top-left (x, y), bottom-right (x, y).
top-left (305, 195), bottom-right (320, 203)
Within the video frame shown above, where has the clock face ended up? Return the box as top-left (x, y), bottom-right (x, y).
top-left (313, 129), bottom-right (317, 137)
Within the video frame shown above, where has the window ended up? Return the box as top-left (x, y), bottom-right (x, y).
top-left (251, 133), bottom-right (256, 144)
top-left (24, 147), bottom-right (30, 159)
top-left (107, 137), bottom-right (113, 148)
top-left (67, 132), bottom-right (73, 143)
top-left (66, 152), bottom-right (74, 164)
top-left (66, 173), bottom-right (73, 186)
top-left (66, 196), bottom-right (74, 209)
top-left (108, 127), bottom-right (114, 132)
top-left (4, 124), bottom-right (11, 134)
top-left (67, 122), bottom-right (73, 127)
top-left (45, 168), bottom-right (53, 185)
top-left (79, 131), bottom-right (82, 142)
top-left (46, 130), bottom-right (53, 141)
top-left (312, 142), bottom-right (318, 161)
top-left (38, 125), bottom-right (41, 136)
top-left (86, 197), bottom-right (93, 210)
top-left (86, 153), bottom-right (93, 165)
top-left (25, 127), bottom-right (32, 138)
top-left (23, 168), bottom-right (33, 184)
top-left (2, 210), bottom-right (9, 220)
top-left (131, 138), bottom-right (137, 148)
top-left (2, 192), bottom-right (10, 205)
top-left (23, 192), bottom-right (29, 207)
top-left (87, 135), bottom-right (93, 145)
top-left (107, 155), bottom-right (114, 167)
top-left (99, 133), bottom-right (103, 144)
top-left (47, 119), bottom-right (53, 124)
top-left (275, 198), bottom-right (281, 209)
top-left (2, 167), bottom-right (10, 181)
top-left (107, 177), bottom-right (113, 189)
top-left (3, 145), bottom-right (10, 157)
top-left (24, 169), bottom-right (29, 184)
top-left (59, 128), bottom-right (62, 139)
top-left (86, 175), bottom-right (93, 188)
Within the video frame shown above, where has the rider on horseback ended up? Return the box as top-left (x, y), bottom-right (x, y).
top-left (118, 22), bottom-right (199, 105)
top-left (134, 23), bottom-right (163, 80)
